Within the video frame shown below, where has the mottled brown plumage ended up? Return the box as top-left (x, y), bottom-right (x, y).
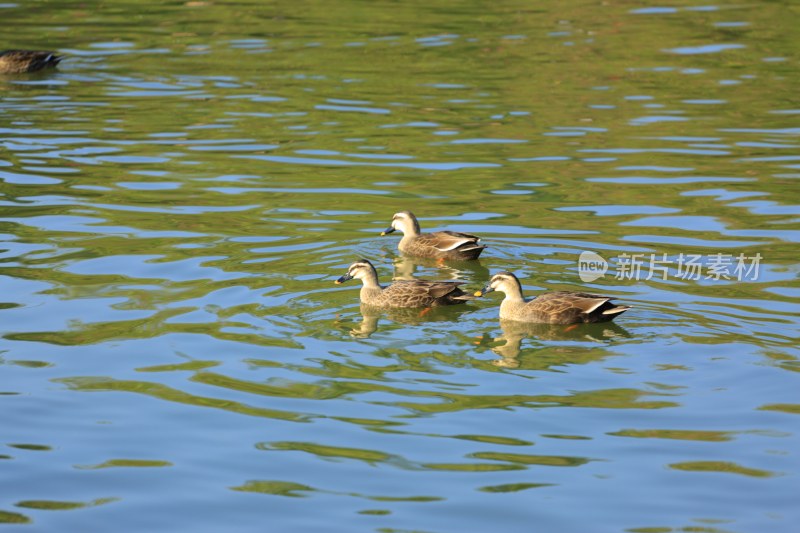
top-left (381, 211), bottom-right (485, 260)
top-left (0, 50), bottom-right (63, 74)
top-left (335, 259), bottom-right (474, 308)
top-left (476, 271), bottom-right (630, 324)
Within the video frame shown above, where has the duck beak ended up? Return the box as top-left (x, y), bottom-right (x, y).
top-left (474, 285), bottom-right (494, 297)
top-left (380, 226), bottom-right (395, 236)
top-left (335, 273), bottom-right (353, 285)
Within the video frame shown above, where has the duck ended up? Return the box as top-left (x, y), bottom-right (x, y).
top-left (475, 271), bottom-right (630, 324)
top-left (0, 50), bottom-right (63, 74)
top-left (380, 211), bottom-right (486, 260)
top-left (335, 259), bottom-right (474, 308)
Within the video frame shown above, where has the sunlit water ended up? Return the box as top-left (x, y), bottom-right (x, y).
top-left (2, 1), bottom-right (799, 531)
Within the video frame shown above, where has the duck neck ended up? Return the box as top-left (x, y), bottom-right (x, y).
top-left (499, 284), bottom-right (527, 314)
top-left (359, 269), bottom-right (383, 302)
top-left (398, 234), bottom-right (414, 251)
top-left (503, 282), bottom-right (526, 303)
top-left (358, 269), bottom-right (382, 291)
top-left (402, 217), bottom-right (421, 237)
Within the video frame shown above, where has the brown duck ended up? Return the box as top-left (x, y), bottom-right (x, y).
top-left (381, 211), bottom-right (485, 260)
top-left (0, 50), bottom-right (63, 74)
top-left (335, 259), bottom-right (474, 308)
top-left (475, 271), bottom-right (630, 324)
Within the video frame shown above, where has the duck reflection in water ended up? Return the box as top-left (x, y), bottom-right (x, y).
top-left (347, 303), bottom-right (474, 338)
top-left (485, 319), bottom-right (632, 368)
top-left (391, 254), bottom-right (490, 282)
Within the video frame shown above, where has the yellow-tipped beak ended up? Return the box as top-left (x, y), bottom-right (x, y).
top-left (334, 280), bottom-right (342, 285)
top-left (380, 231), bottom-right (387, 236)
top-left (473, 290), bottom-right (483, 297)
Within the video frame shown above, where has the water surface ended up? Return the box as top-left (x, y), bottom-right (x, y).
top-left (1, 1), bottom-right (799, 531)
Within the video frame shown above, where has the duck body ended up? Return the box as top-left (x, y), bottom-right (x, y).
top-left (359, 279), bottom-right (471, 308)
top-left (0, 50), bottom-right (63, 74)
top-left (336, 259), bottom-right (473, 308)
top-left (382, 211), bottom-right (485, 260)
top-left (478, 272), bottom-right (630, 325)
top-left (498, 290), bottom-right (628, 324)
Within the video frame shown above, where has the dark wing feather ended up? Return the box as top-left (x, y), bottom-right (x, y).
top-left (528, 292), bottom-right (616, 323)
top-left (418, 231), bottom-right (482, 252)
top-left (380, 280), bottom-right (470, 307)
top-left (439, 230), bottom-right (481, 240)
top-left (426, 282), bottom-right (464, 299)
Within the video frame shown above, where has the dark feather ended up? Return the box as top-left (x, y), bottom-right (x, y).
top-left (0, 50), bottom-right (63, 74)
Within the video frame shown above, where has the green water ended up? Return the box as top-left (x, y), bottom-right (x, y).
top-left (1, 1), bottom-right (799, 531)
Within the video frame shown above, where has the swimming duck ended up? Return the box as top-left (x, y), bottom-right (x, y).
top-left (0, 50), bottom-right (63, 74)
top-left (381, 211), bottom-right (486, 260)
top-left (475, 271), bottom-right (630, 324)
top-left (335, 259), bottom-right (474, 307)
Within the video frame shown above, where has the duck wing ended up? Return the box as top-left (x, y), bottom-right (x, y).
top-left (418, 231), bottom-right (483, 252)
top-left (425, 281), bottom-right (466, 299)
top-left (528, 291), bottom-right (619, 322)
top-left (382, 280), bottom-right (472, 306)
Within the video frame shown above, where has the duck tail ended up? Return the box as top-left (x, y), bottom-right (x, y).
top-left (602, 305), bottom-right (631, 317)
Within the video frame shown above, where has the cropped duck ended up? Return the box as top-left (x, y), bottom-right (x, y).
top-left (0, 50), bottom-right (63, 74)
top-left (476, 271), bottom-right (630, 324)
top-left (381, 211), bottom-right (485, 260)
top-left (335, 259), bottom-right (474, 307)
